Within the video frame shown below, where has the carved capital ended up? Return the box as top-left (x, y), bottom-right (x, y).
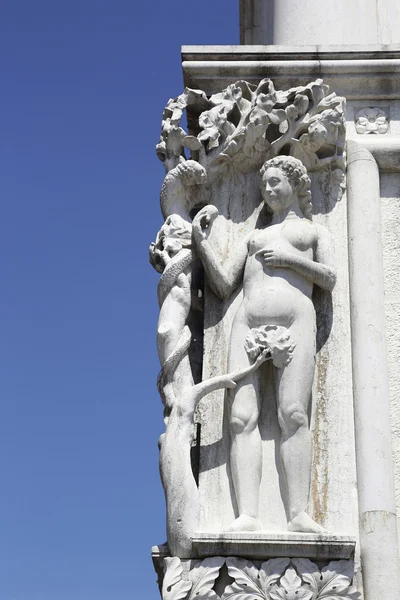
top-left (161, 556), bottom-right (360, 600)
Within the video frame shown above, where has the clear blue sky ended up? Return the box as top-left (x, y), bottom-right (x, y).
top-left (0, 2), bottom-right (238, 599)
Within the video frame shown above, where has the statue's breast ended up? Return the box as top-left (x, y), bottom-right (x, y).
top-left (250, 221), bottom-right (317, 256)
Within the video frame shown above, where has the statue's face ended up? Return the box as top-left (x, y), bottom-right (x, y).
top-left (262, 167), bottom-right (296, 212)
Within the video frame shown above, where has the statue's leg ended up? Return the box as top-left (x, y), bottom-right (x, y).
top-left (274, 316), bottom-right (324, 533)
top-left (227, 319), bottom-right (262, 532)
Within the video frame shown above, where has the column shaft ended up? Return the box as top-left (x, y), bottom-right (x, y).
top-left (347, 140), bottom-right (400, 600)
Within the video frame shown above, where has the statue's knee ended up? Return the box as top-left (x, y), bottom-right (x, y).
top-left (230, 412), bottom-right (257, 435)
top-left (158, 323), bottom-right (174, 343)
top-left (278, 405), bottom-right (308, 435)
top-left (230, 416), bottom-right (247, 435)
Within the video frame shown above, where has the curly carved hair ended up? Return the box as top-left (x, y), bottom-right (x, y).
top-left (260, 156), bottom-right (313, 220)
top-left (171, 160), bottom-right (207, 186)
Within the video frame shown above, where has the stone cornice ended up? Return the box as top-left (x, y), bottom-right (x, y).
top-left (182, 45), bottom-right (400, 100)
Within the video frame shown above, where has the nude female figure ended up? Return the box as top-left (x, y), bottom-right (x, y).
top-left (192, 156), bottom-right (336, 533)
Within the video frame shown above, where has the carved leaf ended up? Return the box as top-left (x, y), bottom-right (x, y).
top-left (268, 109), bottom-right (287, 125)
top-left (184, 88), bottom-right (210, 111)
top-left (187, 557), bottom-right (225, 600)
top-left (318, 561), bottom-right (361, 599)
top-left (272, 568), bottom-right (312, 600)
top-left (162, 557), bottom-right (192, 600)
top-left (198, 125), bottom-right (220, 150)
top-left (293, 94), bottom-right (310, 117)
top-left (242, 122), bottom-right (268, 159)
top-left (281, 569), bottom-right (301, 592)
top-left (285, 104), bottom-right (299, 122)
top-left (291, 558), bottom-right (320, 596)
top-left (222, 558), bottom-right (265, 600)
top-left (309, 80), bottom-right (329, 109)
top-left (245, 325), bottom-right (295, 368)
top-left (231, 80), bottom-right (253, 114)
top-left (166, 128), bottom-right (187, 156)
top-left (317, 93), bottom-right (342, 112)
top-left (259, 557), bottom-right (290, 590)
top-left (183, 136), bottom-right (203, 151)
top-left (249, 107), bottom-right (269, 128)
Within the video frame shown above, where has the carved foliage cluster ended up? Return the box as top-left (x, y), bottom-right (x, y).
top-left (245, 325), bottom-right (295, 368)
top-left (157, 78), bottom-right (346, 179)
top-left (223, 558), bottom-right (360, 600)
top-left (162, 557), bottom-right (360, 600)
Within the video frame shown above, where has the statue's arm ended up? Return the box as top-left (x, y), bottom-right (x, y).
top-left (293, 225), bottom-right (336, 291)
top-left (258, 224), bottom-right (336, 291)
top-left (192, 206), bottom-right (249, 301)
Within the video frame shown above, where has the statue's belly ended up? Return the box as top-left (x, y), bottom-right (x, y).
top-left (241, 276), bottom-right (314, 329)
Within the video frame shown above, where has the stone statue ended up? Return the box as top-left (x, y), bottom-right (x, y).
top-left (192, 156), bottom-right (336, 533)
top-left (151, 77), bottom-right (346, 554)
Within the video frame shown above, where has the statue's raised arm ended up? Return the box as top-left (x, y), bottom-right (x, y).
top-left (192, 205), bottom-right (250, 301)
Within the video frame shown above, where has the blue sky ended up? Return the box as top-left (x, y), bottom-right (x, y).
top-left (0, 2), bottom-right (238, 599)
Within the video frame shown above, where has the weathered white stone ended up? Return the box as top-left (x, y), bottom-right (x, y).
top-left (240, 0), bottom-right (400, 46)
top-left (150, 76), bottom-right (351, 558)
top-left (380, 172), bottom-right (400, 555)
top-left (347, 141), bottom-right (400, 600)
top-left (192, 532), bottom-right (356, 561)
top-left (193, 156), bottom-right (336, 535)
top-left (158, 555), bottom-right (360, 600)
top-left (182, 45), bottom-right (400, 101)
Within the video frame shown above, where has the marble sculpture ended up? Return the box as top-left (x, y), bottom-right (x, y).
top-left (150, 77), bottom-right (348, 578)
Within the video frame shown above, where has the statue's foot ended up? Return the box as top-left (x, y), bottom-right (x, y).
top-left (227, 514), bottom-right (263, 533)
top-left (288, 511), bottom-right (326, 534)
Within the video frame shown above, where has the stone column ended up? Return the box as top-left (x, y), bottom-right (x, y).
top-left (347, 141), bottom-right (400, 600)
top-left (240, 0), bottom-right (400, 45)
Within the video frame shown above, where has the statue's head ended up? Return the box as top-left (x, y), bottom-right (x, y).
top-left (260, 156), bottom-right (312, 219)
top-left (149, 214), bottom-right (192, 273)
top-left (174, 160), bottom-right (207, 187)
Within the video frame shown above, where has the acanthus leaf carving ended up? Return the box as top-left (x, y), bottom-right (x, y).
top-left (259, 557), bottom-right (292, 590)
top-left (223, 557), bottom-right (266, 599)
top-left (269, 568), bottom-right (313, 600)
top-left (187, 557), bottom-right (225, 600)
top-left (162, 557), bottom-right (224, 600)
top-left (221, 559), bottom-right (360, 600)
top-left (162, 557), bottom-right (193, 600)
top-left (318, 560), bottom-right (360, 599)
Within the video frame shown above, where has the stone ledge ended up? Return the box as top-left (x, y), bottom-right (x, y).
top-left (182, 44), bottom-right (400, 62)
top-left (181, 45), bottom-right (400, 100)
top-left (192, 532), bottom-right (356, 561)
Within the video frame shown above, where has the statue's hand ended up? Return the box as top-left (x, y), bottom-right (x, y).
top-left (253, 348), bottom-right (271, 368)
top-left (192, 205), bottom-right (219, 244)
top-left (256, 247), bottom-right (291, 268)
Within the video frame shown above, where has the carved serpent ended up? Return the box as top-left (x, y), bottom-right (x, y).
top-left (157, 247), bottom-right (195, 416)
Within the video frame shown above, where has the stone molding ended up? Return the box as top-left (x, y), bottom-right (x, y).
top-left (182, 45), bottom-right (400, 101)
top-left (192, 532), bottom-right (356, 561)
